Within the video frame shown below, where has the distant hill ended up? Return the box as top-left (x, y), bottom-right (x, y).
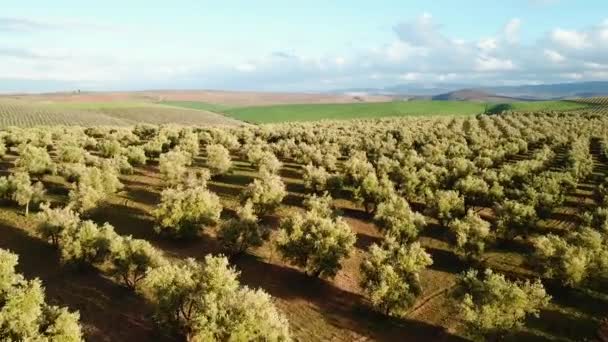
top-left (483, 81), bottom-right (608, 99)
top-left (431, 89), bottom-right (527, 102)
top-left (333, 81), bottom-right (608, 100)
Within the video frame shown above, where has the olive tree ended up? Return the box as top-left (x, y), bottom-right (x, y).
top-left (98, 139), bottom-right (122, 158)
top-left (218, 201), bottom-right (269, 256)
top-left (448, 210), bottom-right (491, 260)
top-left (0, 249), bottom-right (83, 341)
top-left (206, 144), bottom-right (232, 175)
top-left (532, 227), bottom-right (608, 287)
top-left (125, 146), bottom-right (147, 166)
top-left (353, 173), bottom-right (394, 214)
top-left (59, 220), bottom-right (121, 266)
top-left (110, 236), bottom-right (166, 289)
top-left (374, 195), bottom-right (426, 243)
top-left (15, 145), bottom-right (55, 178)
top-left (302, 163), bottom-right (329, 194)
top-left (152, 186), bottom-right (222, 239)
top-left (343, 151), bottom-right (374, 185)
top-left (36, 203), bottom-right (81, 247)
top-left (247, 146), bottom-right (282, 174)
top-left (67, 165), bottom-right (123, 213)
top-left (453, 268), bottom-right (550, 340)
top-left (276, 209), bottom-right (356, 278)
top-left (8, 171), bottom-right (45, 216)
top-left (159, 150), bottom-right (190, 186)
top-left (57, 144), bottom-right (87, 164)
top-left (495, 200), bottom-right (538, 239)
top-left (142, 255), bottom-right (291, 341)
top-left (430, 190), bottom-right (465, 226)
top-left (242, 171), bottom-right (286, 216)
top-left (455, 175), bottom-right (490, 208)
top-left (360, 239), bottom-right (433, 317)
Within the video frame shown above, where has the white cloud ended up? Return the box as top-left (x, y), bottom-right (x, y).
top-left (393, 13), bottom-right (444, 47)
top-left (474, 56), bottom-right (515, 71)
top-left (551, 28), bottom-right (589, 49)
top-left (235, 63), bottom-right (256, 72)
top-left (503, 18), bottom-right (521, 44)
top-left (477, 38), bottom-right (498, 51)
top-left (399, 72), bottom-right (421, 81)
top-left (560, 72), bottom-right (583, 80)
top-left (544, 49), bottom-right (566, 63)
top-left (3, 13), bottom-right (608, 92)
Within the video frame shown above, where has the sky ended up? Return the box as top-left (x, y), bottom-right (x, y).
top-left (1, 0), bottom-right (608, 92)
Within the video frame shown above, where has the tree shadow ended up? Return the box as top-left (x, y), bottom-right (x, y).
top-left (355, 232), bottom-right (381, 250)
top-left (234, 254), bottom-right (467, 342)
top-left (208, 183), bottom-right (243, 198)
top-left (213, 173), bottom-right (253, 186)
top-left (120, 187), bottom-right (160, 206)
top-left (0, 220), bottom-right (174, 342)
top-left (279, 168), bottom-right (301, 179)
top-left (425, 247), bottom-right (467, 274)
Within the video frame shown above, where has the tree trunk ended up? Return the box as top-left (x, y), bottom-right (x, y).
top-left (25, 201), bottom-right (29, 216)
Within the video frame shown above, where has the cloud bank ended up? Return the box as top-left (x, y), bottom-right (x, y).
top-left (0, 14), bottom-right (607, 92)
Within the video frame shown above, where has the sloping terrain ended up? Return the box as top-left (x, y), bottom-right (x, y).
top-left (4, 89), bottom-right (393, 107)
top-left (432, 89), bottom-right (526, 102)
top-left (0, 98), bottom-right (242, 127)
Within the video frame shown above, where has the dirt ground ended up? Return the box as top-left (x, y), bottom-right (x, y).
top-left (1, 90), bottom-right (393, 107)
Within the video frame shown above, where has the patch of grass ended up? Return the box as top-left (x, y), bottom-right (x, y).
top-left (216, 100), bottom-right (486, 123)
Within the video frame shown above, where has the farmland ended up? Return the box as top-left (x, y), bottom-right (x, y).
top-left (165, 99), bottom-right (598, 123)
top-left (0, 110), bottom-right (606, 341)
top-left (0, 98), bottom-right (241, 127)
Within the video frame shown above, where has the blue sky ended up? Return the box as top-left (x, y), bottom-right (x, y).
top-left (1, 0), bottom-right (608, 92)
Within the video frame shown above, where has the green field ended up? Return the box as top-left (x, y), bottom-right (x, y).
top-left (164, 99), bottom-right (598, 124)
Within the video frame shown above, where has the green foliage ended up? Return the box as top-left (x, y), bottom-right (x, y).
top-left (153, 186), bottom-right (222, 239)
top-left (67, 165), bottom-right (123, 213)
top-left (15, 145), bottom-right (55, 177)
top-left (242, 170), bottom-right (286, 216)
top-left (448, 210), bottom-right (491, 260)
top-left (247, 145), bottom-right (282, 174)
top-left (532, 227), bottom-right (608, 286)
top-left (98, 139), bottom-right (122, 158)
top-left (159, 150), bottom-right (191, 186)
top-left (125, 145), bottom-right (147, 166)
top-left (206, 144), bottom-right (232, 175)
top-left (36, 203), bottom-right (81, 247)
top-left (277, 208), bottom-right (356, 278)
top-left (374, 195), bottom-right (426, 243)
top-left (303, 193), bottom-right (336, 218)
top-left (5, 171), bottom-right (45, 216)
top-left (360, 239), bottom-right (433, 317)
top-left (302, 163), bottom-right (330, 194)
top-left (454, 269), bottom-right (550, 340)
top-left (218, 201), bottom-right (268, 255)
top-left (57, 144), bottom-right (87, 164)
top-left (353, 173), bottom-right (394, 214)
top-left (142, 256), bottom-right (291, 341)
top-left (0, 249), bottom-right (83, 341)
top-left (455, 175), bottom-right (489, 207)
top-left (431, 190), bottom-right (465, 226)
top-left (59, 220), bottom-right (121, 266)
top-left (110, 236), bottom-right (166, 289)
top-left (495, 200), bottom-right (538, 239)
top-left (343, 151), bottom-right (374, 185)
